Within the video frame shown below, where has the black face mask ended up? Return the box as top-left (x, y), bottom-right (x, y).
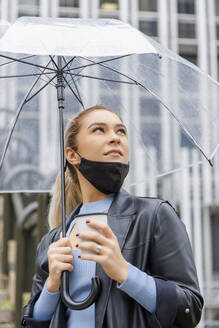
top-left (76, 154), bottom-right (129, 194)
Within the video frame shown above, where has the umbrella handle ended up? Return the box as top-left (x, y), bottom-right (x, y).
top-left (60, 271), bottom-right (101, 310)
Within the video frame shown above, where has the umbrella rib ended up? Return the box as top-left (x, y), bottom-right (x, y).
top-left (0, 64), bottom-right (54, 171)
top-left (26, 74), bottom-right (57, 103)
top-left (62, 57), bottom-right (84, 108)
top-left (49, 55), bottom-right (76, 73)
top-left (0, 54), bottom-right (36, 68)
top-left (139, 84), bottom-right (213, 165)
top-left (0, 54), bottom-right (56, 72)
top-left (67, 78), bottom-right (84, 108)
top-left (70, 56), bottom-right (142, 86)
top-left (65, 54), bottom-right (132, 72)
top-left (49, 55), bottom-right (59, 70)
top-left (0, 72), bottom-right (55, 79)
top-left (35, 73), bottom-right (57, 87)
top-left (64, 71), bottom-right (136, 85)
top-left (76, 56), bottom-right (136, 83)
top-left (49, 55), bottom-right (85, 106)
top-left (49, 56), bottom-right (79, 92)
top-left (208, 144), bottom-right (219, 164)
top-left (129, 161), bottom-right (204, 185)
top-left (35, 56), bottom-right (57, 87)
top-left (49, 55), bottom-right (76, 72)
top-left (63, 75), bottom-right (84, 108)
top-left (62, 56), bottom-right (76, 70)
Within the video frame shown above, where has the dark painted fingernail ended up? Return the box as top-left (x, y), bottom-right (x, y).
top-left (78, 255), bottom-right (81, 258)
top-left (75, 244), bottom-right (79, 248)
top-left (86, 220), bottom-right (90, 224)
top-left (76, 233), bottom-right (80, 237)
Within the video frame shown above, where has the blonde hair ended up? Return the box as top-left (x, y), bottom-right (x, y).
top-left (48, 104), bottom-right (122, 230)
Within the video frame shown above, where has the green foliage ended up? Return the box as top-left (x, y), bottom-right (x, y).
top-left (0, 299), bottom-right (13, 310)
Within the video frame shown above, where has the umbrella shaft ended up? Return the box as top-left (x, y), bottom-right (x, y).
top-left (57, 57), bottom-right (64, 107)
top-left (58, 106), bottom-right (66, 237)
top-left (57, 56), bottom-right (66, 237)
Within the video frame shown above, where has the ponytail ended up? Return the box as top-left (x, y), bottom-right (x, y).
top-left (48, 166), bottom-right (82, 230)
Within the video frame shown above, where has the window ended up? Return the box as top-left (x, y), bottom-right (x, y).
top-left (180, 53), bottom-right (197, 65)
top-left (139, 0), bottom-right (157, 12)
top-left (216, 0), bottom-right (219, 16)
top-left (211, 208), bottom-right (219, 274)
top-left (19, 0), bottom-right (39, 4)
top-left (100, 0), bottom-right (118, 10)
top-left (18, 0), bottom-right (40, 17)
top-left (216, 25), bottom-right (219, 40)
top-left (217, 50), bottom-right (219, 80)
top-left (179, 45), bottom-right (197, 64)
top-left (59, 0), bottom-right (79, 6)
top-left (178, 0), bottom-right (195, 14)
top-left (178, 23), bottom-right (196, 39)
top-left (59, 0), bottom-right (79, 17)
top-left (139, 20), bottom-right (158, 37)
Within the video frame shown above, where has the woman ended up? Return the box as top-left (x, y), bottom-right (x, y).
top-left (22, 104), bottom-right (203, 328)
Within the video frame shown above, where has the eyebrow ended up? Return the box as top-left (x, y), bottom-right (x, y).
top-left (88, 122), bottom-right (127, 131)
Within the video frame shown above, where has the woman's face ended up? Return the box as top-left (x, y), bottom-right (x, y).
top-left (66, 109), bottom-right (129, 165)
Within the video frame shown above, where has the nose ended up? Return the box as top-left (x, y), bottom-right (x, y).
top-left (108, 131), bottom-right (121, 144)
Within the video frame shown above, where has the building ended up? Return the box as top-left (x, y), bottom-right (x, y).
top-left (1, 1), bottom-right (219, 327)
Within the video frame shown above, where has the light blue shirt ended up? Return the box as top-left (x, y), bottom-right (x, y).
top-left (33, 195), bottom-right (156, 326)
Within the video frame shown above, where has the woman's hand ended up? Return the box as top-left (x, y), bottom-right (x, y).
top-left (46, 237), bottom-right (73, 293)
top-left (76, 221), bottom-right (128, 284)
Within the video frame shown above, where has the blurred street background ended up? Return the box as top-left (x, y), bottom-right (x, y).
top-left (0, 0), bottom-right (219, 327)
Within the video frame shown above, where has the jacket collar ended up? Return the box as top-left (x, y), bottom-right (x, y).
top-left (54, 188), bottom-right (135, 240)
top-left (66, 188), bottom-right (136, 223)
top-left (108, 188), bottom-right (136, 217)
top-left (65, 188), bottom-right (136, 254)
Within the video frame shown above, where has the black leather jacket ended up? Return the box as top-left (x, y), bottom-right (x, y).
top-left (22, 189), bottom-right (203, 327)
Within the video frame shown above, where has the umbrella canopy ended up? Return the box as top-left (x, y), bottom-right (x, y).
top-left (0, 17), bottom-right (156, 56)
top-left (0, 16), bottom-right (218, 193)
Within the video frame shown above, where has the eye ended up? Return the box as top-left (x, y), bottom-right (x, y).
top-left (92, 127), bottom-right (104, 133)
top-left (117, 128), bottom-right (127, 135)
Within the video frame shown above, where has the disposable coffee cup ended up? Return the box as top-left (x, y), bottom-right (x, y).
top-left (74, 213), bottom-right (107, 255)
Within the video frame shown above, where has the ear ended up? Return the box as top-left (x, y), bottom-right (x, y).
top-left (65, 147), bottom-right (81, 166)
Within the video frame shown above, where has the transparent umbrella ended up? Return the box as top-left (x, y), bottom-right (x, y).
top-left (0, 16), bottom-right (218, 309)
